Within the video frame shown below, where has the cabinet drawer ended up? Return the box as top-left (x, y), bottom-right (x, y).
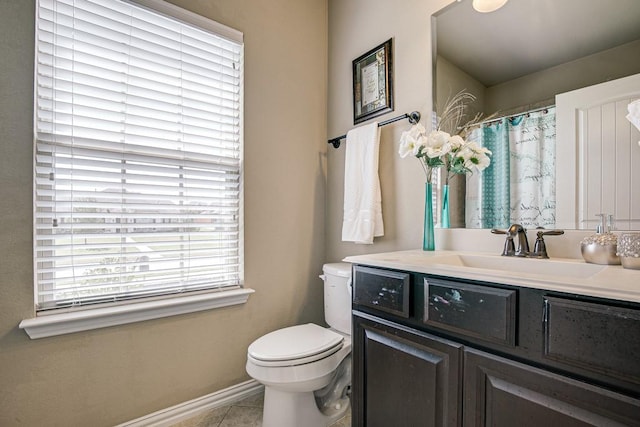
top-left (353, 266), bottom-right (410, 318)
top-left (544, 296), bottom-right (640, 386)
top-left (424, 277), bottom-right (517, 346)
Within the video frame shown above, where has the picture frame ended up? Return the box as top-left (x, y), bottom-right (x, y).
top-left (352, 38), bottom-right (394, 125)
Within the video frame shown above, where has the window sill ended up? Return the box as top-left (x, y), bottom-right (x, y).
top-left (19, 288), bottom-right (255, 339)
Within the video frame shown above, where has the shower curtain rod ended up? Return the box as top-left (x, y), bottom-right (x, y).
top-left (328, 111), bottom-right (421, 148)
top-left (476, 104), bottom-right (555, 127)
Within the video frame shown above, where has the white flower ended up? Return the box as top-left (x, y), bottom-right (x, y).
top-left (448, 134), bottom-right (465, 150)
top-left (398, 124), bottom-right (427, 158)
top-left (398, 133), bottom-right (423, 158)
top-left (425, 130), bottom-right (452, 158)
top-left (460, 140), bottom-right (492, 172)
top-left (397, 92), bottom-right (496, 185)
top-left (470, 153), bottom-right (491, 171)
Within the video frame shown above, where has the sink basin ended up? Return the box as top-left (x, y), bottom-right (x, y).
top-left (431, 254), bottom-right (606, 279)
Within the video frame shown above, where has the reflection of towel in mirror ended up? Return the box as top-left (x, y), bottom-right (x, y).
top-left (342, 122), bottom-right (384, 244)
top-left (627, 99), bottom-right (640, 146)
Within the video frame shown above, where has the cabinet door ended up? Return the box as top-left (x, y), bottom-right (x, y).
top-left (464, 348), bottom-right (640, 427)
top-left (353, 312), bottom-right (462, 427)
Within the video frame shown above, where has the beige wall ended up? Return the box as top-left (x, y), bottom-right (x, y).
top-left (0, 0), bottom-right (328, 425)
top-left (486, 39), bottom-right (640, 113)
top-left (435, 55), bottom-right (486, 227)
top-left (326, 0), bottom-right (452, 261)
top-left (436, 55), bottom-right (486, 121)
top-left (436, 39), bottom-right (640, 121)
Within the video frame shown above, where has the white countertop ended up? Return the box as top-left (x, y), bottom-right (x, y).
top-left (343, 250), bottom-right (640, 303)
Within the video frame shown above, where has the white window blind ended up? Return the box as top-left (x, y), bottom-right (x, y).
top-left (34, 0), bottom-right (244, 311)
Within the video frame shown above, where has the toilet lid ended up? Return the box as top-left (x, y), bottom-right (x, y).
top-left (248, 323), bottom-right (344, 364)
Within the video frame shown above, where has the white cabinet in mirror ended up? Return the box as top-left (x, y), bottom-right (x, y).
top-left (556, 73), bottom-right (640, 231)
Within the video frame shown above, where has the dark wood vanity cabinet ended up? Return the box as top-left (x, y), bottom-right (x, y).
top-left (351, 265), bottom-right (640, 427)
top-left (352, 313), bottom-right (462, 427)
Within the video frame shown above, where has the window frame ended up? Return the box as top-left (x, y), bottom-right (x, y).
top-left (22, 0), bottom-right (250, 338)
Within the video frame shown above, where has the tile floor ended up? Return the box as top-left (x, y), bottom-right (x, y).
top-left (169, 391), bottom-right (351, 427)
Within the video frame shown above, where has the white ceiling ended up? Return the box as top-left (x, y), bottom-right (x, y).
top-left (435, 0), bottom-right (640, 86)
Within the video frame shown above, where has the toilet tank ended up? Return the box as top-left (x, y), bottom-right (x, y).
top-left (322, 263), bottom-right (352, 336)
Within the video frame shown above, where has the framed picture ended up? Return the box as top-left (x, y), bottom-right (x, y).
top-left (352, 38), bottom-right (394, 124)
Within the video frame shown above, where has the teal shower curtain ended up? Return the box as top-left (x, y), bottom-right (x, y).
top-left (466, 108), bottom-right (556, 229)
top-left (481, 119), bottom-right (510, 228)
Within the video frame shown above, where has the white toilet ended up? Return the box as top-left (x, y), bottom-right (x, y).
top-left (246, 263), bottom-right (352, 427)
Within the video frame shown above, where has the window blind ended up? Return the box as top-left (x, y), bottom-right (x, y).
top-left (34, 0), bottom-right (244, 311)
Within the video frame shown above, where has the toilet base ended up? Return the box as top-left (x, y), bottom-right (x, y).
top-left (262, 387), bottom-right (350, 427)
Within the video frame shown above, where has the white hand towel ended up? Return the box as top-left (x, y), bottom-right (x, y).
top-left (341, 122), bottom-right (384, 244)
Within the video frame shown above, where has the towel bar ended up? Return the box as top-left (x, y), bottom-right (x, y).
top-left (327, 111), bottom-right (421, 148)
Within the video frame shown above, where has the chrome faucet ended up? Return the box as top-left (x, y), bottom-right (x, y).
top-left (492, 225), bottom-right (565, 258)
top-left (491, 224), bottom-right (529, 257)
top-left (509, 224), bottom-right (530, 257)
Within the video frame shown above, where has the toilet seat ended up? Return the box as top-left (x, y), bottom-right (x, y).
top-left (248, 323), bottom-right (344, 367)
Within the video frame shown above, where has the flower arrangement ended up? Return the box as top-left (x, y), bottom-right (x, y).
top-left (398, 91), bottom-right (493, 184)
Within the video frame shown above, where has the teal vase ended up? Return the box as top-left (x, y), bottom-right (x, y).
top-left (423, 182), bottom-right (435, 251)
top-left (441, 184), bottom-right (450, 228)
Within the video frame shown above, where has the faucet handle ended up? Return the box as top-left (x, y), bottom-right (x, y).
top-left (531, 229), bottom-right (565, 258)
top-left (541, 231), bottom-right (564, 237)
top-left (536, 227), bottom-right (565, 237)
top-left (491, 228), bottom-right (515, 256)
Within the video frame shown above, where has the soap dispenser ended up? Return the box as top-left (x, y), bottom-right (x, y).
top-left (580, 214), bottom-right (621, 265)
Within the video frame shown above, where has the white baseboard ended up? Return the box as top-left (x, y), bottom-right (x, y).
top-left (118, 379), bottom-right (264, 427)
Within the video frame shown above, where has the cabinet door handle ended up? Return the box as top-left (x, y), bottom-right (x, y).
top-left (542, 299), bottom-right (549, 330)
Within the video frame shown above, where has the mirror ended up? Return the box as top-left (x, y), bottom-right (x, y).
top-left (433, 0), bottom-right (640, 229)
